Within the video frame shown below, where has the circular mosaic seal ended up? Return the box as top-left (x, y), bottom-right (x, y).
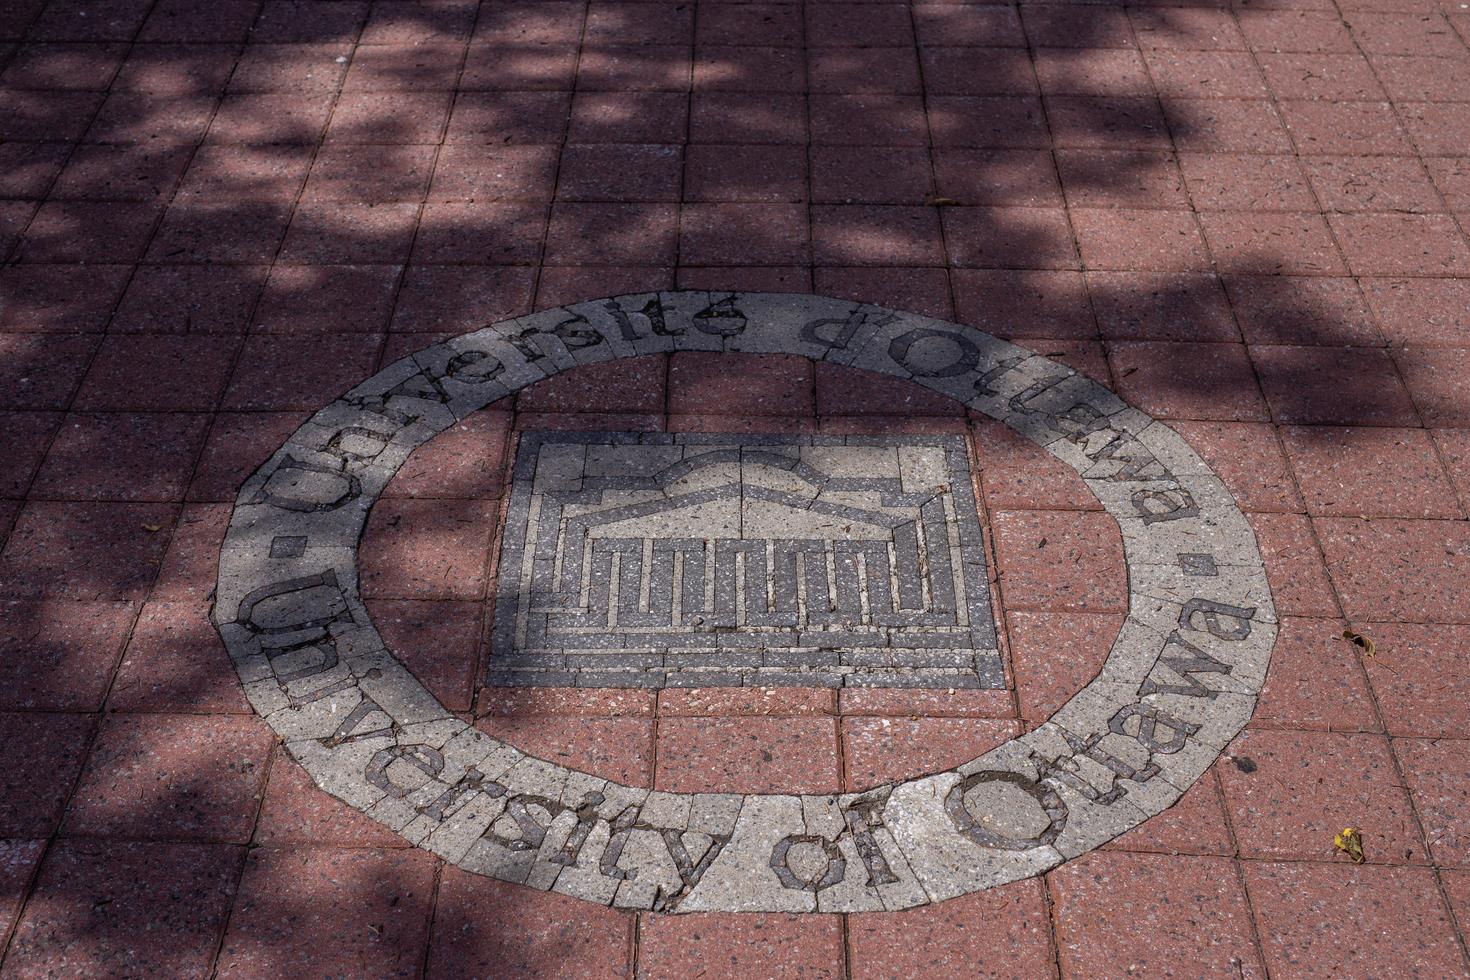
top-left (213, 292), bottom-right (1276, 913)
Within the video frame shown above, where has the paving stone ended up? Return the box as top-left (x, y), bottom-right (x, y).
top-left (252, 264), bottom-right (400, 335)
top-left (110, 600), bottom-right (251, 713)
top-left (1226, 274), bottom-right (1382, 348)
top-left (1246, 512), bottom-right (1341, 619)
top-left (368, 598), bottom-right (481, 713)
top-left (16, 200), bottom-right (162, 264)
top-left (1072, 209), bottom-right (1207, 274)
top-left (329, 88), bottom-right (452, 142)
top-left (678, 794), bottom-right (814, 913)
top-left (1049, 851), bottom-right (1263, 977)
top-left (1393, 347), bottom-right (1470, 428)
top-left (1316, 517), bottom-right (1470, 623)
top-left (1251, 617), bottom-right (1379, 732)
top-left (65, 712), bottom-right (273, 842)
top-left (0, 500), bottom-right (18, 554)
top-left (843, 718), bottom-right (1020, 789)
top-left (253, 745), bottom-right (405, 848)
top-left (1360, 622), bottom-right (1470, 737)
top-left (74, 335), bottom-right (239, 412)
top-left (639, 910), bottom-right (843, 977)
top-left (1008, 611), bottom-right (1123, 725)
top-left (4, 840), bottom-right (240, 978)
top-left (991, 509), bottom-right (1128, 613)
top-left (427, 867), bottom-right (635, 978)
top-left (1087, 271), bottom-right (1237, 342)
top-left (186, 413), bottom-right (307, 503)
top-left (0, 140), bottom-right (70, 197)
top-left (149, 503), bottom-right (230, 601)
top-left (517, 354), bottom-right (666, 415)
top-left (848, 878), bottom-right (1053, 978)
top-left (1170, 420), bottom-right (1304, 514)
top-left (972, 418), bottom-right (1099, 512)
top-left (0, 712), bottom-right (93, 837)
top-left (478, 715), bottom-right (654, 787)
top-left (0, 599), bottom-right (135, 711)
top-left (0, 838), bottom-right (44, 950)
top-left (1, 501), bottom-right (178, 601)
top-left (657, 717), bottom-right (840, 795)
top-left (0, 335), bottom-right (98, 414)
top-left (1244, 863), bottom-right (1468, 978)
top-left (1330, 213), bottom-right (1470, 277)
top-left (1025, 700), bottom-right (1195, 827)
top-left (1104, 767), bottom-right (1235, 857)
top-left (815, 361), bottom-right (963, 417)
top-left (393, 267), bottom-right (537, 337)
top-left (223, 336), bottom-right (383, 411)
top-left (1362, 278), bottom-right (1470, 348)
top-left (1395, 737), bottom-right (1470, 868)
top-left (1219, 728), bottom-right (1428, 864)
top-left (1109, 341), bottom-right (1269, 422)
top-left (1261, 346), bottom-right (1424, 428)
top-left (836, 687), bottom-right (1012, 720)
top-left (32, 412), bottom-right (211, 502)
top-left (359, 497), bottom-right (499, 600)
top-left (216, 847), bottom-right (436, 978)
top-left (885, 770), bottom-right (1064, 903)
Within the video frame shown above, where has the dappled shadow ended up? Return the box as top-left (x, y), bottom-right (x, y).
top-left (1, 0), bottom-right (1463, 973)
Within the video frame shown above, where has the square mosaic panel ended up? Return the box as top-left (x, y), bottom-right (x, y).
top-left (488, 432), bottom-right (1003, 689)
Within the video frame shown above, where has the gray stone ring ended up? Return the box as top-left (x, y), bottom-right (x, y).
top-left (213, 292), bottom-right (1275, 913)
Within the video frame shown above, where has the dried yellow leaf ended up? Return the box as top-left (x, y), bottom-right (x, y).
top-left (1343, 629), bottom-right (1376, 657)
top-left (1334, 826), bottom-right (1365, 864)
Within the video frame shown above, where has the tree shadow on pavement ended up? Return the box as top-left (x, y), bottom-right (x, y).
top-left (0, 0), bottom-right (1457, 974)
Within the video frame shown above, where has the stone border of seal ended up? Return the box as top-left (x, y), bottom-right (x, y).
top-left (213, 291), bottom-right (1276, 914)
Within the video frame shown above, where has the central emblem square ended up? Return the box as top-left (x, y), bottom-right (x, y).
top-left (488, 432), bottom-right (1003, 689)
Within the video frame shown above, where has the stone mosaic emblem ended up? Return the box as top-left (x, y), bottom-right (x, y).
top-left (490, 431), bottom-right (1001, 690)
top-left (214, 292), bottom-right (1276, 913)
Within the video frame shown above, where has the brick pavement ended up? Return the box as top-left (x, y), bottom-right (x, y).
top-left (2, 0), bottom-right (1470, 975)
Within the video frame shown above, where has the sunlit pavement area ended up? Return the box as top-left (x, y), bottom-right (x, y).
top-left (3, 0), bottom-right (1470, 975)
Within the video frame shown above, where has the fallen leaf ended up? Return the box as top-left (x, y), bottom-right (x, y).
top-left (1334, 826), bottom-right (1365, 864)
top-left (1343, 629), bottom-right (1376, 657)
top-left (141, 523), bottom-right (163, 532)
top-left (926, 194), bottom-right (962, 207)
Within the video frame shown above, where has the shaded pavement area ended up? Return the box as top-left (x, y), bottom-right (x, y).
top-left (2, 0), bottom-right (1470, 975)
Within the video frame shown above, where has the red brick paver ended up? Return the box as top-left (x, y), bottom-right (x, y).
top-left (3, 0), bottom-right (1470, 974)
